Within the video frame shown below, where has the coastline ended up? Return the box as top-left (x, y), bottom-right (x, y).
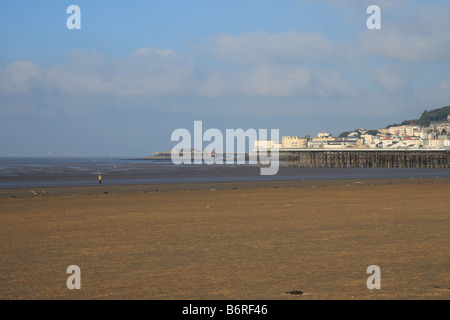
top-left (1, 157), bottom-right (449, 191)
top-left (1, 176), bottom-right (450, 199)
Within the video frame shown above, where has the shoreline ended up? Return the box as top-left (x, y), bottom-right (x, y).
top-left (1, 176), bottom-right (449, 199)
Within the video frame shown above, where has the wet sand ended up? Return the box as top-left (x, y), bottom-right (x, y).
top-left (0, 178), bottom-right (449, 299)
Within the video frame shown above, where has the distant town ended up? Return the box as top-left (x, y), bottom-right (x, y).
top-left (256, 113), bottom-right (450, 151)
top-left (149, 106), bottom-right (450, 161)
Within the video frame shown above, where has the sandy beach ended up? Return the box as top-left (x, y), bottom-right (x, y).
top-left (1, 177), bottom-right (449, 300)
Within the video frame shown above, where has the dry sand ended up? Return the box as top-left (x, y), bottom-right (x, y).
top-left (0, 178), bottom-right (449, 300)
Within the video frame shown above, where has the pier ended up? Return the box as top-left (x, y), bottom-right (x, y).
top-left (274, 149), bottom-right (450, 168)
top-left (148, 149), bottom-right (450, 168)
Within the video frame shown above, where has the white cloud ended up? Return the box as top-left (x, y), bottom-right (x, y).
top-left (241, 65), bottom-right (311, 96)
top-left (360, 31), bottom-right (450, 63)
top-left (196, 31), bottom-right (357, 98)
top-left (0, 32), bottom-right (358, 107)
top-left (370, 66), bottom-right (411, 93)
top-left (0, 48), bottom-right (196, 99)
top-left (415, 81), bottom-right (450, 109)
top-left (46, 48), bottom-right (196, 96)
top-left (0, 60), bottom-right (41, 94)
top-left (200, 31), bottom-right (352, 64)
top-left (196, 65), bottom-right (312, 98)
top-left (1, 9), bottom-right (449, 121)
top-left (359, 4), bottom-right (450, 62)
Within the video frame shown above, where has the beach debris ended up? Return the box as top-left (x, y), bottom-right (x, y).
top-left (31, 190), bottom-right (46, 197)
top-left (286, 290), bottom-right (303, 295)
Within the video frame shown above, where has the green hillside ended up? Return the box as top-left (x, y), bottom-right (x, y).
top-left (386, 105), bottom-right (450, 128)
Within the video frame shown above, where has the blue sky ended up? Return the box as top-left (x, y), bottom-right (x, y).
top-left (1, 0), bottom-right (450, 156)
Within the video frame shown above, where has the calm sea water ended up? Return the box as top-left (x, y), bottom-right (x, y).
top-left (0, 157), bottom-right (449, 188)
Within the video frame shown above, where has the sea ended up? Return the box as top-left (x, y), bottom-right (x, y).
top-left (0, 157), bottom-right (449, 189)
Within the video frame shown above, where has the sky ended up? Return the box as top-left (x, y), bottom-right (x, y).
top-left (1, 0), bottom-right (450, 156)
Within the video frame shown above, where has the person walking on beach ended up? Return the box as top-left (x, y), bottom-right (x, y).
top-left (98, 172), bottom-right (102, 184)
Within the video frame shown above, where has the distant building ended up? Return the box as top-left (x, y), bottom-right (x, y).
top-left (254, 140), bottom-right (281, 150)
top-left (361, 134), bottom-right (374, 145)
top-left (252, 115), bottom-right (450, 152)
top-left (405, 125), bottom-right (419, 137)
top-left (395, 137), bottom-right (421, 149)
top-left (445, 140), bottom-right (450, 148)
top-left (281, 136), bottom-right (308, 149)
top-left (419, 131), bottom-right (428, 140)
top-left (312, 132), bottom-right (334, 142)
top-left (381, 137), bottom-right (398, 148)
top-left (316, 132), bottom-right (332, 139)
top-left (436, 123), bottom-right (450, 133)
top-left (389, 126), bottom-right (405, 136)
top-left (426, 139), bottom-right (444, 149)
top-left (378, 128), bottom-right (389, 136)
top-left (388, 125), bottom-right (418, 137)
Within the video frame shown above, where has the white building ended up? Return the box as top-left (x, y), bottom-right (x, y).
top-left (317, 132), bottom-right (332, 138)
top-left (281, 136), bottom-right (308, 149)
top-left (388, 125), bottom-right (419, 137)
top-left (444, 140), bottom-right (450, 149)
top-left (254, 140), bottom-right (281, 150)
top-left (426, 139), bottom-right (444, 149)
top-left (405, 125), bottom-right (419, 137)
